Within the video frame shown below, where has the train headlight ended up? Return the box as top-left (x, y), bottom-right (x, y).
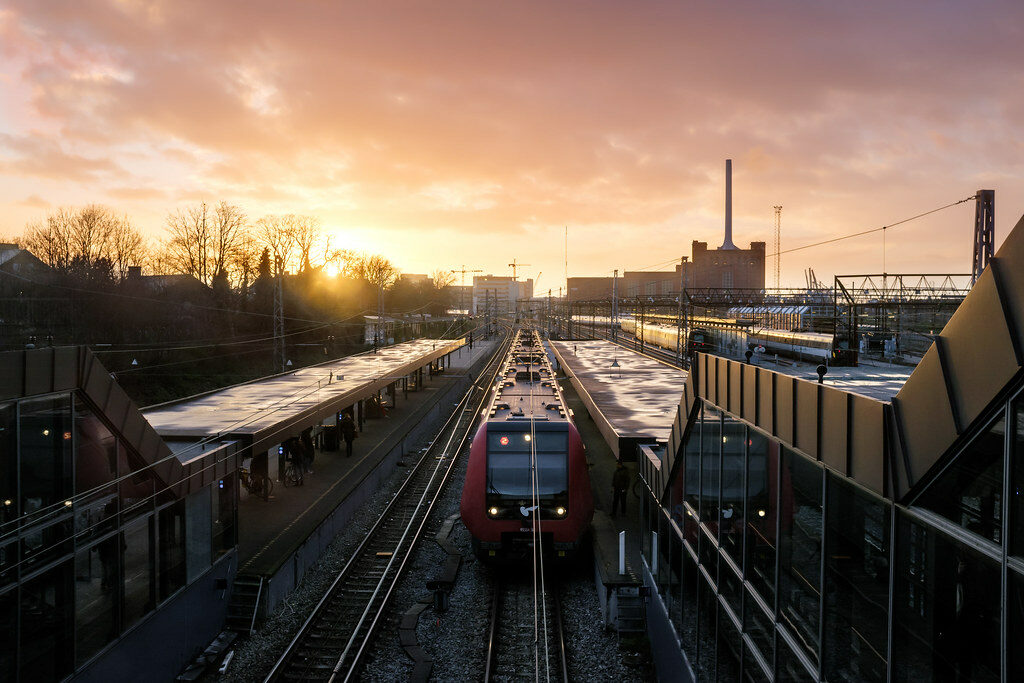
top-left (757, 509), bottom-right (766, 518)
top-left (488, 506), bottom-right (500, 517)
top-left (555, 506), bottom-right (566, 516)
top-left (523, 434), bottom-right (531, 442)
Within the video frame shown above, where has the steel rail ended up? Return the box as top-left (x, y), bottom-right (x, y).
top-left (264, 331), bottom-right (512, 682)
top-left (484, 577), bottom-right (569, 683)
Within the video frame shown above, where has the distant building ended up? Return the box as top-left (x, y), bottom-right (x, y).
top-left (398, 273), bottom-right (432, 286)
top-left (565, 240), bottom-right (765, 301)
top-left (471, 275), bottom-right (534, 314)
top-left (0, 242), bottom-right (47, 277)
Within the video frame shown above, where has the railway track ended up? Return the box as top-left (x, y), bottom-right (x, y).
top-left (265, 332), bottom-right (512, 683)
top-left (485, 574), bottom-right (569, 683)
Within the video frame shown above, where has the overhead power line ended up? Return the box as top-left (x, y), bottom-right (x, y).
top-left (765, 195), bottom-right (975, 259)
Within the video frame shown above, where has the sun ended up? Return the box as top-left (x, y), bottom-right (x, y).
top-left (323, 263), bottom-right (340, 278)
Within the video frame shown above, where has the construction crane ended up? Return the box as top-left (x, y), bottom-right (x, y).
top-left (773, 205), bottom-right (782, 290)
top-left (451, 265), bottom-right (483, 315)
top-left (508, 258), bottom-right (531, 281)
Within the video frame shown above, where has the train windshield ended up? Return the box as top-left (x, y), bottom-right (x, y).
top-left (486, 431), bottom-right (568, 497)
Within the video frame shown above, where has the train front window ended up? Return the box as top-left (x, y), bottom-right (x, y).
top-left (486, 432), bottom-right (568, 498)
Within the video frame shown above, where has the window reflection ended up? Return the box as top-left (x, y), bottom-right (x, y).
top-left (824, 474), bottom-right (890, 682)
top-left (717, 601), bottom-right (742, 681)
top-left (700, 406), bottom-right (721, 523)
top-left (683, 406), bottom-right (701, 528)
top-left (74, 398), bottom-right (118, 543)
top-left (743, 589), bottom-right (774, 674)
top-left (123, 517), bottom-right (154, 629)
top-left (0, 402), bottom-right (15, 532)
top-left (720, 414), bottom-right (745, 565)
top-left (19, 394), bottom-right (73, 524)
top-left (778, 447), bottom-right (822, 662)
top-left (916, 414), bottom-right (1004, 545)
top-left (1012, 397), bottom-right (1024, 558)
top-left (1011, 571), bottom-right (1024, 681)
top-left (75, 536), bottom-right (121, 666)
top-left (696, 574), bottom-right (717, 683)
top-left (0, 589), bottom-right (14, 681)
top-left (20, 560), bottom-right (74, 681)
top-left (745, 429), bottom-right (776, 607)
top-left (158, 501), bottom-right (186, 601)
top-left (892, 513), bottom-right (1000, 682)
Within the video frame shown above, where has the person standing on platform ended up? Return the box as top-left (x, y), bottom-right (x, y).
top-left (340, 412), bottom-right (357, 457)
top-left (612, 461), bottom-right (630, 517)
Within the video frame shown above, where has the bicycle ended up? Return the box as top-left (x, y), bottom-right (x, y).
top-left (240, 465), bottom-right (274, 500)
top-left (282, 459), bottom-right (304, 487)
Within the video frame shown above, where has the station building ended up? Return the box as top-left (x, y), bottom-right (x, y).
top-left (637, 214), bottom-right (1024, 681)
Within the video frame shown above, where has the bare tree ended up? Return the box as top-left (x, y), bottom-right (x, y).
top-left (431, 269), bottom-right (456, 289)
top-left (23, 207), bottom-right (75, 270)
top-left (291, 215), bottom-right (321, 273)
top-left (361, 254), bottom-right (399, 291)
top-left (109, 213), bottom-right (147, 280)
top-left (165, 202), bottom-right (213, 284)
top-left (164, 201), bottom-right (245, 286)
top-left (254, 214), bottom-right (297, 276)
top-left (211, 201), bottom-right (246, 280)
top-left (23, 205), bottom-right (147, 280)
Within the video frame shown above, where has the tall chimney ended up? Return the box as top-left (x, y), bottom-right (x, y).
top-left (719, 158), bottom-right (738, 250)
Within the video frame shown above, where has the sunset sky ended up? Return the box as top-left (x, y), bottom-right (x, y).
top-left (1, 1), bottom-right (1022, 290)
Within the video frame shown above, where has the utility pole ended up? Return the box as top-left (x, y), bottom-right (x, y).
top-left (972, 190), bottom-right (995, 286)
top-left (677, 257), bottom-right (685, 366)
top-left (773, 205), bottom-right (782, 291)
top-left (273, 262), bottom-right (285, 372)
top-left (612, 269), bottom-right (618, 343)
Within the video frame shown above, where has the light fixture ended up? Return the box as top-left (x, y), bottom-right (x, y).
top-left (42, 429), bottom-right (50, 436)
top-left (488, 506), bottom-right (499, 517)
top-left (757, 509), bottom-right (766, 518)
top-left (64, 500), bottom-right (72, 507)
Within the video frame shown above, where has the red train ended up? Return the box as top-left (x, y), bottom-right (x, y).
top-left (460, 328), bottom-right (594, 562)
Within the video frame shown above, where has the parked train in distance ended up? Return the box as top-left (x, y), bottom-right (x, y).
top-left (622, 318), bottom-right (834, 364)
top-left (460, 328), bottom-right (594, 562)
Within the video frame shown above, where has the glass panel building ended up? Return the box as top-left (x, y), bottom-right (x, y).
top-left (0, 347), bottom-right (238, 682)
top-left (637, 212), bottom-right (1024, 682)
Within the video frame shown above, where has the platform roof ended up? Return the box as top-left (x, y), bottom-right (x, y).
top-left (144, 338), bottom-right (463, 454)
top-left (550, 340), bottom-right (686, 458)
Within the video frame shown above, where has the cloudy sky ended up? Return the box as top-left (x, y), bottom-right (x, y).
top-left (1, 0), bottom-right (1022, 289)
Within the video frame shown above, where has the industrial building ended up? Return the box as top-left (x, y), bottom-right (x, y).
top-left (567, 160), bottom-right (765, 302)
top-left (635, 212), bottom-right (1024, 681)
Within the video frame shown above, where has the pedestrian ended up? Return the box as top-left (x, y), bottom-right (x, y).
top-left (611, 461), bottom-right (630, 517)
top-left (300, 428), bottom-right (315, 474)
top-left (340, 412), bottom-right (357, 458)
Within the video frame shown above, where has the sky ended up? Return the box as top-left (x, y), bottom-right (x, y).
top-left (1, 0), bottom-right (1023, 290)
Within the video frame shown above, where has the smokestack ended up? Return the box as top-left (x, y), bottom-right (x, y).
top-left (719, 158), bottom-right (738, 250)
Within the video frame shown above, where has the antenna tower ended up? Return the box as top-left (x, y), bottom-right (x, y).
top-left (773, 205), bottom-right (782, 290)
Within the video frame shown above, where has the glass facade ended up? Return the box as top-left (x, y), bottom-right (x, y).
top-left (643, 389), bottom-right (1024, 682)
top-left (0, 390), bottom-right (237, 681)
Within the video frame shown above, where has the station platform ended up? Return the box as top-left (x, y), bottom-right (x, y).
top-left (545, 341), bottom-right (684, 632)
top-left (549, 340), bottom-right (686, 461)
top-left (232, 341), bottom-right (496, 619)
